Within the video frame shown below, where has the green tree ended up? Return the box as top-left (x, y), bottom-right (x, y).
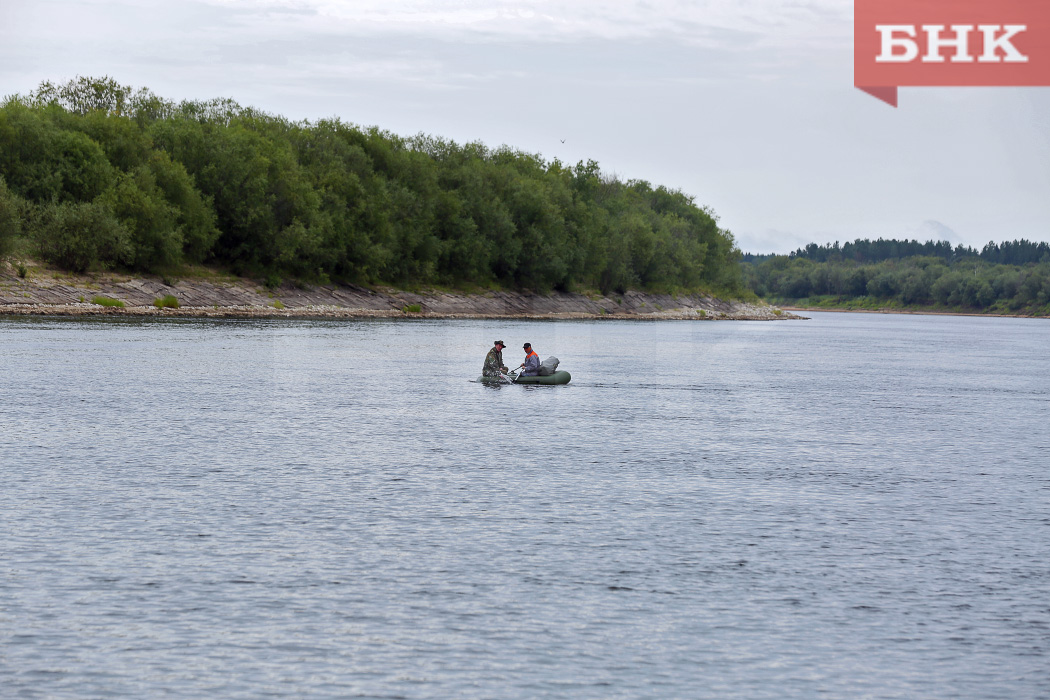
top-left (0, 103), bottom-right (115, 203)
top-left (5, 78), bottom-right (747, 292)
top-left (145, 152), bottom-right (219, 263)
top-left (100, 168), bottom-right (182, 271)
top-left (0, 176), bottom-right (22, 258)
top-left (31, 199), bottom-right (130, 272)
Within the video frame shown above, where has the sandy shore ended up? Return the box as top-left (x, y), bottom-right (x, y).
top-left (1, 263), bottom-right (802, 321)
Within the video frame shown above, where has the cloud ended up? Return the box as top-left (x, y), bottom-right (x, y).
top-left (911, 220), bottom-right (964, 246)
top-left (200, 0), bottom-right (852, 46)
top-left (1, 0), bottom-right (851, 100)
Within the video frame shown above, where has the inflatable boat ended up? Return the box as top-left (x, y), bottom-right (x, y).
top-left (512, 370), bottom-right (571, 385)
top-left (479, 370), bottom-right (571, 385)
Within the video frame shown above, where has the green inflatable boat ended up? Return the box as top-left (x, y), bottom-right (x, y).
top-left (479, 370), bottom-right (572, 385)
top-left (512, 370), bottom-right (571, 385)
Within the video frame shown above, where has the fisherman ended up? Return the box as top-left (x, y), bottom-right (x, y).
top-left (519, 342), bottom-right (541, 376)
top-left (482, 340), bottom-right (509, 377)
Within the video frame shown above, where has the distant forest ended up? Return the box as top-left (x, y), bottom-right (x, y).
top-left (743, 238), bottom-right (1050, 314)
top-left (0, 77), bottom-right (743, 295)
top-left (743, 238), bottom-right (1050, 266)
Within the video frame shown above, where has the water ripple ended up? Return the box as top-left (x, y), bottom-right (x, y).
top-left (1, 313), bottom-right (1048, 699)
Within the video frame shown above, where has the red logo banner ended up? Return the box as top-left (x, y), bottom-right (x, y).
top-left (855, 0), bottom-right (1050, 106)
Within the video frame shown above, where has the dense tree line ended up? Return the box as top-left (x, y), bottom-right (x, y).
top-left (743, 247), bottom-right (1050, 314)
top-left (0, 77), bottom-right (743, 295)
top-left (772, 237), bottom-right (1050, 266)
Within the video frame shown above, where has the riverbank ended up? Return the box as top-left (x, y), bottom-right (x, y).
top-left (0, 262), bottom-right (800, 321)
top-left (779, 306), bottom-right (1047, 320)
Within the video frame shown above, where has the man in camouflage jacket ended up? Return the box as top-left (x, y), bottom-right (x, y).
top-left (482, 340), bottom-right (508, 377)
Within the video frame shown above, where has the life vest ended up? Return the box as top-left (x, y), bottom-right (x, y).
top-left (525, 350), bottom-right (539, 361)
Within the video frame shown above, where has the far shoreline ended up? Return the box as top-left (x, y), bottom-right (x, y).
top-left (779, 306), bottom-right (1048, 320)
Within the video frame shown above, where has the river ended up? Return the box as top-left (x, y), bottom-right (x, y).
top-left (1, 311), bottom-right (1048, 699)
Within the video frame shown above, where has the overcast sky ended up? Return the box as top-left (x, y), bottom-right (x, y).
top-left (2, 0), bottom-right (1047, 253)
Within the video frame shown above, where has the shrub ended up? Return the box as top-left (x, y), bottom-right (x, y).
top-left (100, 168), bottom-right (182, 271)
top-left (31, 199), bottom-right (130, 272)
top-left (0, 176), bottom-right (22, 258)
top-left (92, 295), bottom-right (125, 307)
top-left (402, 303), bottom-right (422, 313)
top-left (866, 271), bottom-right (899, 299)
top-left (0, 104), bottom-right (115, 203)
top-left (145, 151), bottom-right (219, 262)
top-left (153, 294), bottom-right (179, 308)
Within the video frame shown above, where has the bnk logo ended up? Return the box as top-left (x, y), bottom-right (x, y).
top-left (876, 25), bottom-right (1028, 64)
top-left (855, 0), bottom-right (1050, 106)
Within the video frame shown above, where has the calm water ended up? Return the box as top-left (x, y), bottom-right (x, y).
top-left (1, 312), bottom-right (1048, 699)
